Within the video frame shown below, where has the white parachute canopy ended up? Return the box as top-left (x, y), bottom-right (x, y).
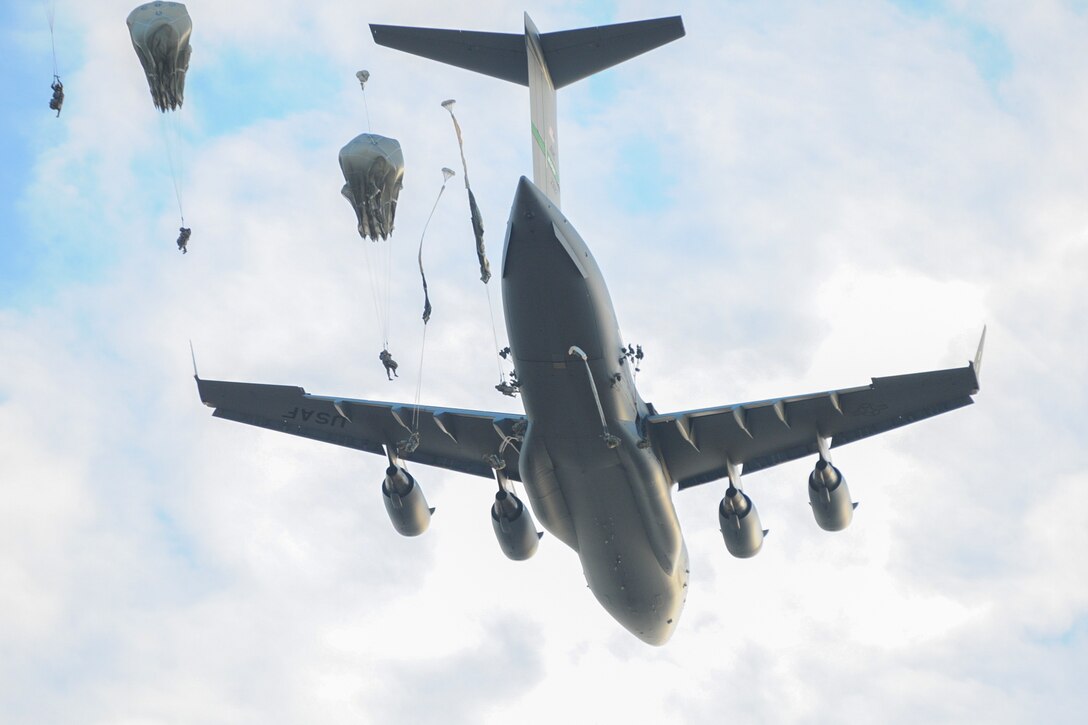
top-left (340, 133), bottom-right (405, 241)
top-left (127, 2), bottom-right (193, 112)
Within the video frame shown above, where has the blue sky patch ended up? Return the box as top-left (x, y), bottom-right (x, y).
top-left (888, 0), bottom-right (1013, 90)
top-left (187, 48), bottom-right (341, 138)
top-left (154, 506), bottom-right (201, 569)
top-left (611, 137), bottom-right (676, 214)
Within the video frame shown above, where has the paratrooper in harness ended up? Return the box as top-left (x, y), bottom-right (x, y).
top-left (379, 348), bottom-right (399, 379)
top-left (176, 226), bottom-right (191, 254)
top-left (49, 77), bottom-right (64, 117)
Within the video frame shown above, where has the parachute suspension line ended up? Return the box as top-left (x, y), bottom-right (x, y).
top-left (168, 112), bottom-right (187, 222)
top-left (44, 0), bottom-right (58, 78)
top-left (383, 231), bottom-right (394, 344)
top-left (360, 240), bottom-right (389, 349)
top-left (158, 113), bottom-right (185, 224)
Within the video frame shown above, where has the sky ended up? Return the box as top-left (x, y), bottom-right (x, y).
top-left (1, 0), bottom-right (1086, 723)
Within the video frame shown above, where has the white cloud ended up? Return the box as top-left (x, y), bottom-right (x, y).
top-left (2, 1), bottom-right (1087, 723)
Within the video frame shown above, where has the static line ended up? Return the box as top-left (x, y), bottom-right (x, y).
top-left (412, 324), bottom-right (427, 431)
top-left (485, 284), bottom-right (506, 383)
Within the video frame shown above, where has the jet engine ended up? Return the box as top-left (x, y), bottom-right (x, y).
top-left (491, 489), bottom-right (542, 561)
top-left (718, 485), bottom-right (766, 558)
top-left (808, 459), bottom-right (855, 531)
top-left (382, 465), bottom-right (433, 536)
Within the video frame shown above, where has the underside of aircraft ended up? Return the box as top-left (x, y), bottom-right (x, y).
top-left (196, 13), bottom-right (984, 645)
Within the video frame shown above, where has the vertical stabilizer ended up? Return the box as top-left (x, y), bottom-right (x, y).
top-left (370, 15), bottom-right (685, 208)
top-left (524, 14), bottom-right (561, 204)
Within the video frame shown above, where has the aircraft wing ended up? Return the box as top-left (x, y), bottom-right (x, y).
top-left (195, 377), bottom-right (525, 481)
top-left (647, 338), bottom-right (984, 489)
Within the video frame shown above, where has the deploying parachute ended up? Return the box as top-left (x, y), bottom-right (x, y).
top-left (127, 2), bottom-right (192, 112)
top-left (340, 134), bottom-right (405, 241)
top-left (442, 99), bottom-right (491, 283)
top-left (418, 167), bottom-right (456, 324)
top-left (440, 99), bottom-right (512, 395)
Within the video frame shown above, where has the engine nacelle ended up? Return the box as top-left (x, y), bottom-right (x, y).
top-left (718, 486), bottom-right (766, 558)
top-left (808, 460), bottom-right (855, 532)
top-left (382, 465), bottom-right (433, 537)
top-left (491, 490), bottom-right (541, 561)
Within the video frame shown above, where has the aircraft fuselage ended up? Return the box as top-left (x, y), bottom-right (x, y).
top-left (502, 177), bottom-right (689, 645)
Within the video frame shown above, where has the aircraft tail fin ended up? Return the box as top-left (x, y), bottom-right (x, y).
top-left (369, 17), bottom-right (684, 89)
top-left (370, 15), bottom-right (685, 207)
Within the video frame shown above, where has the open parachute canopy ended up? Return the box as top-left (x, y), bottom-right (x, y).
top-left (340, 134), bottom-right (405, 242)
top-left (127, 2), bottom-right (192, 112)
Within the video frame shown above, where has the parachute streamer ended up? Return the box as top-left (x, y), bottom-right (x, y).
top-left (127, 2), bottom-right (193, 112)
top-left (418, 167), bottom-right (456, 324)
top-left (441, 99), bottom-right (491, 283)
top-left (410, 167), bottom-right (457, 434)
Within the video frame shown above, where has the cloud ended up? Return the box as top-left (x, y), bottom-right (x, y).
top-left (2, 1), bottom-right (1087, 723)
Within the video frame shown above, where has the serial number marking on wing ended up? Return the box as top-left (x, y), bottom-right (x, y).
top-left (849, 402), bottom-right (889, 417)
top-left (283, 407), bottom-right (348, 428)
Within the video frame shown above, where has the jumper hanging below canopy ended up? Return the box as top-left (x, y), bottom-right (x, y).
top-left (339, 133), bottom-right (405, 242)
top-left (127, 2), bottom-right (193, 112)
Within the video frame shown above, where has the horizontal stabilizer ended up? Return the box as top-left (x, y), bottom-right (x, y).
top-left (370, 16), bottom-right (685, 89)
top-left (541, 16), bottom-right (685, 89)
top-left (370, 25), bottom-right (528, 85)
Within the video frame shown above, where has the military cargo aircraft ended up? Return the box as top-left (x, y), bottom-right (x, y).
top-left (196, 14), bottom-right (983, 644)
